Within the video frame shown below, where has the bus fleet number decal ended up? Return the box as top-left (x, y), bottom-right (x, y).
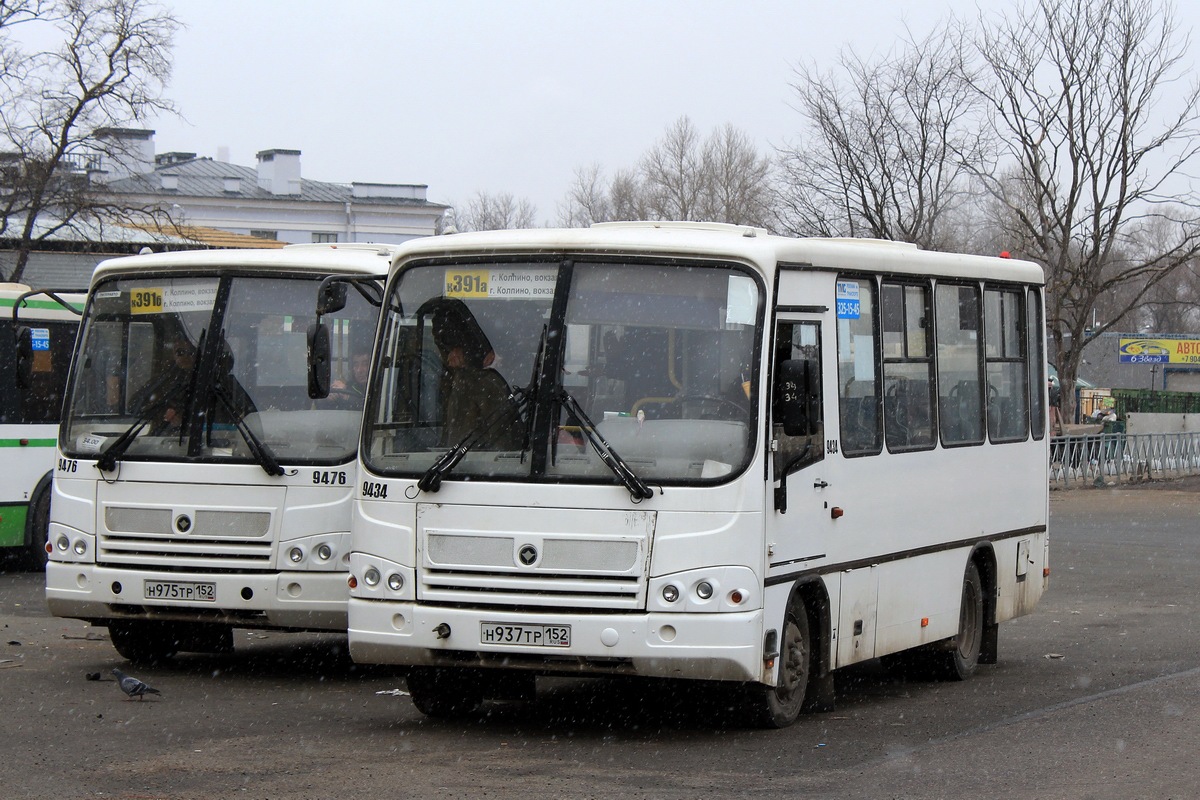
top-left (312, 470), bottom-right (347, 486)
top-left (362, 481), bottom-right (388, 499)
top-left (58, 458), bottom-right (78, 473)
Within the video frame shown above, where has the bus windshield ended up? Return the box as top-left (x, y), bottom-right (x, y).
top-left (61, 272), bottom-right (377, 466)
top-left (365, 258), bottom-right (762, 485)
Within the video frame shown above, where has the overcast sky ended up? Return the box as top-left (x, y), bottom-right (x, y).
top-left (149, 0), bottom-right (1198, 223)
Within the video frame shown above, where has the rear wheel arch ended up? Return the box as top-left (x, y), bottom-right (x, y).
top-left (969, 543), bottom-right (1000, 664)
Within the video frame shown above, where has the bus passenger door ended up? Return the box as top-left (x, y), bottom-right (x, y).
top-left (767, 316), bottom-right (838, 572)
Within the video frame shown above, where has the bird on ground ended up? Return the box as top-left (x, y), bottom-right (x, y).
top-left (111, 668), bottom-right (161, 700)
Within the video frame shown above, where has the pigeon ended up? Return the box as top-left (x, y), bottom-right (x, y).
top-left (112, 668), bottom-right (161, 700)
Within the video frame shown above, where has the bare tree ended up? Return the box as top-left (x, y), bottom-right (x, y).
top-left (640, 116), bottom-right (708, 221)
top-left (776, 21), bottom-right (989, 250)
top-left (1, 0), bottom-right (180, 283)
top-left (455, 190), bottom-right (538, 232)
top-left (608, 168), bottom-right (648, 222)
top-left (557, 117), bottom-right (774, 228)
top-left (557, 164), bottom-right (612, 228)
top-left (1137, 260), bottom-right (1200, 332)
top-left (976, 0), bottom-right (1200, 416)
top-left (697, 124), bottom-right (774, 227)
top-left (557, 165), bottom-right (647, 227)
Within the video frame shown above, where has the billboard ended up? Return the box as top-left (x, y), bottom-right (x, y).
top-left (1117, 338), bottom-right (1200, 365)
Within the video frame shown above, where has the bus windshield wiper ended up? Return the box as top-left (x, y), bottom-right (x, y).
top-left (96, 330), bottom-right (207, 472)
top-left (555, 387), bottom-right (653, 501)
top-left (211, 384), bottom-right (285, 476)
top-left (94, 391), bottom-right (177, 472)
top-left (417, 385), bottom-right (532, 493)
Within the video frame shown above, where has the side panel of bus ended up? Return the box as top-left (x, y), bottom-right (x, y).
top-left (767, 266), bottom-right (1048, 675)
top-left (0, 313), bottom-right (77, 560)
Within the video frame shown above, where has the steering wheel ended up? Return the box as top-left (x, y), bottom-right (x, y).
top-left (677, 393), bottom-right (747, 420)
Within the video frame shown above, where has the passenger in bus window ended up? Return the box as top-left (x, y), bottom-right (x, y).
top-left (432, 301), bottom-right (523, 449)
top-left (128, 334), bottom-right (195, 434)
top-left (158, 337), bottom-right (197, 432)
top-left (330, 349), bottom-right (371, 407)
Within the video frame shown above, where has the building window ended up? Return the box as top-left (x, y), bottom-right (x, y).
top-left (312, 233), bottom-right (338, 243)
top-left (249, 230), bottom-right (278, 240)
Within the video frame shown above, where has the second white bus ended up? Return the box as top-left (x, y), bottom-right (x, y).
top-left (344, 223), bottom-right (1050, 727)
top-left (1, 284), bottom-right (84, 567)
top-left (46, 244), bottom-right (390, 663)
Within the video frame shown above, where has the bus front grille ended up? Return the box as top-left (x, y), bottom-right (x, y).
top-left (98, 505), bottom-right (274, 569)
top-left (419, 568), bottom-right (643, 610)
top-left (418, 528), bottom-right (649, 611)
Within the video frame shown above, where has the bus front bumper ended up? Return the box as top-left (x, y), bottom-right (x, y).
top-left (347, 598), bottom-right (767, 683)
top-left (45, 562), bottom-right (347, 631)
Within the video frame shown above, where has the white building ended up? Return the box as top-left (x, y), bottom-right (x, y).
top-left (95, 128), bottom-right (447, 245)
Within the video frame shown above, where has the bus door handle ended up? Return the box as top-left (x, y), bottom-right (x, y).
top-left (813, 479), bottom-right (829, 489)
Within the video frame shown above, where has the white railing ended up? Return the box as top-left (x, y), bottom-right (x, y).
top-left (1049, 432), bottom-right (1200, 488)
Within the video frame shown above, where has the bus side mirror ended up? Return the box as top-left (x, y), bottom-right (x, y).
top-left (14, 326), bottom-right (33, 390)
top-left (307, 322), bottom-right (331, 399)
top-left (317, 281), bottom-right (348, 315)
top-left (776, 358), bottom-right (821, 437)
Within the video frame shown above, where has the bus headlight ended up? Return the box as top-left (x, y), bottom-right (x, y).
top-left (56, 534), bottom-right (70, 551)
top-left (72, 539), bottom-right (88, 556)
top-left (387, 573), bottom-right (404, 592)
top-left (661, 584), bottom-right (680, 603)
top-left (288, 546), bottom-right (305, 563)
top-left (315, 543), bottom-right (333, 561)
top-left (363, 567), bottom-right (381, 587)
top-left (695, 581), bottom-right (714, 600)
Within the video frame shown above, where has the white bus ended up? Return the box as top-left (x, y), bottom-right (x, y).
top-left (344, 223), bottom-right (1050, 727)
top-left (1, 284), bottom-right (84, 567)
top-left (46, 244), bottom-right (390, 663)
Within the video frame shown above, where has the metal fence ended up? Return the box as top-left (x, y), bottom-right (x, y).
top-left (1049, 432), bottom-right (1200, 488)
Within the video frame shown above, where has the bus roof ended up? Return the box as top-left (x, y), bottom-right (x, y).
top-left (395, 223), bottom-right (1045, 285)
top-left (90, 242), bottom-right (400, 287)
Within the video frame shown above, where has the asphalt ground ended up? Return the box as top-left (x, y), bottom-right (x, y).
top-left (1, 480), bottom-right (1197, 799)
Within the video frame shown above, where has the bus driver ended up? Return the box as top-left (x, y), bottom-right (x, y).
top-left (430, 300), bottom-right (523, 449)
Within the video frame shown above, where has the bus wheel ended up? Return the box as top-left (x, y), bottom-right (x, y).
top-left (938, 562), bottom-right (984, 681)
top-left (406, 667), bottom-right (484, 718)
top-left (108, 621), bottom-right (179, 665)
top-left (747, 602), bottom-right (810, 728)
top-left (23, 489), bottom-right (51, 571)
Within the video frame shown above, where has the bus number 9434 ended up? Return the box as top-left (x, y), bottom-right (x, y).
top-left (362, 481), bottom-right (388, 499)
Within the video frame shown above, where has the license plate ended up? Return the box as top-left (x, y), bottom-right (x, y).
top-left (143, 580), bottom-right (216, 602)
top-left (480, 622), bottom-right (571, 648)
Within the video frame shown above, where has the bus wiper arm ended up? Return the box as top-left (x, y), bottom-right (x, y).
top-left (417, 386), bottom-right (531, 494)
top-left (555, 388), bottom-right (653, 501)
top-left (211, 385), bottom-right (285, 476)
top-left (94, 396), bottom-right (174, 472)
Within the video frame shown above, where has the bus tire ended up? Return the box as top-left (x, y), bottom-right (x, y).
top-left (938, 562), bottom-right (984, 681)
top-left (108, 620), bottom-right (179, 665)
top-left (747, 601), bottom-right (810, 728)
top-left (22, 487), bottom-right (51, 571)
top-left (406, 666), bottom-right (484, 718)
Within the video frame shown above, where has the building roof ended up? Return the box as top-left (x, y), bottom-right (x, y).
top-left (106, 156), bottom-right (446, 208)
top-left (130, 223), bottom-right (288, 249)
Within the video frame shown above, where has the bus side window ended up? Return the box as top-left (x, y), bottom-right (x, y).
top-left (837, 277), bottom-right (881, 455)
top-left (772, 321), bottom-right (823, 475)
